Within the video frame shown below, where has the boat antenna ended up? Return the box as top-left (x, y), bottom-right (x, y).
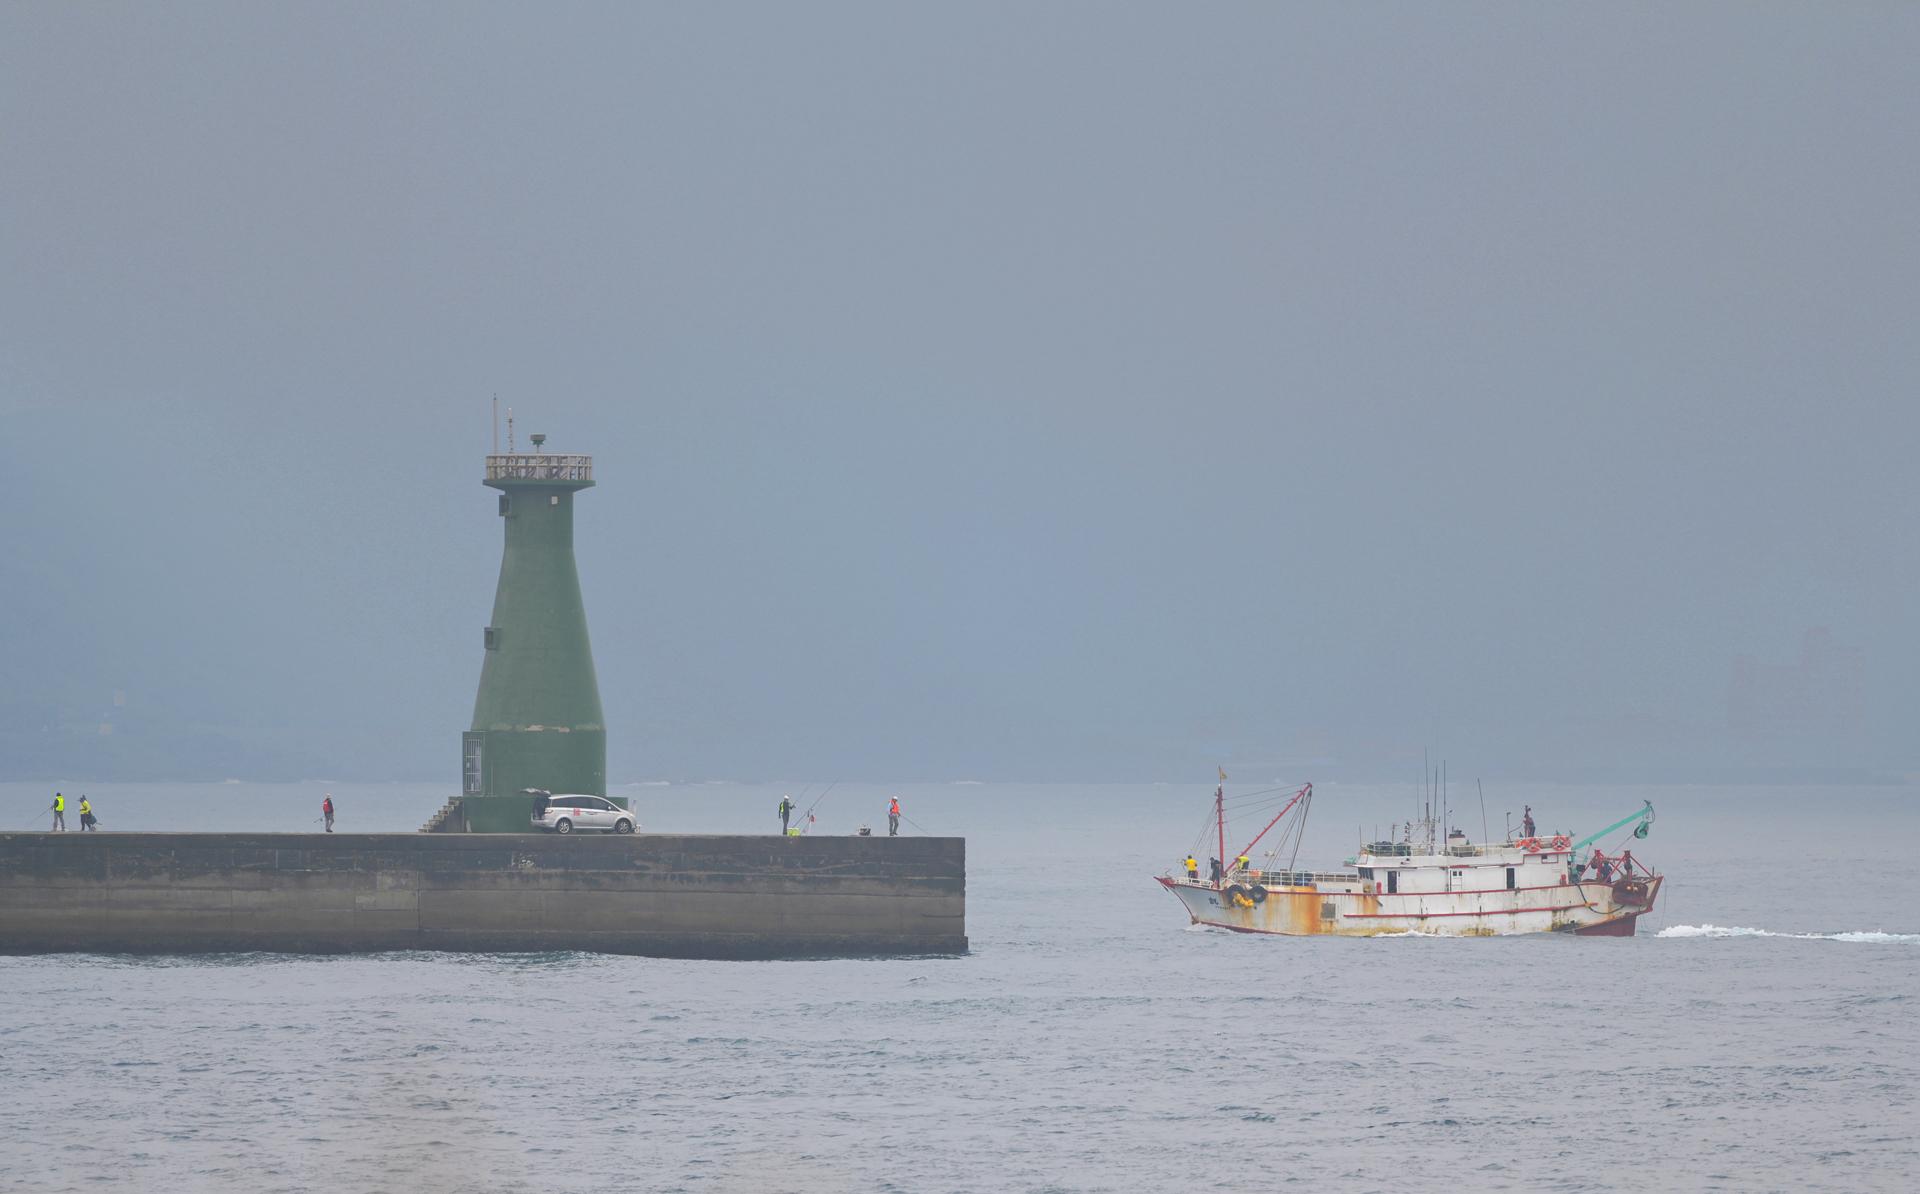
top-left (1478, 779), bottom-right (1489, 845)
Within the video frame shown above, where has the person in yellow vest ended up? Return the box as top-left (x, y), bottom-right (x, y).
top-left (1236, 854), bottom-right (1250, 874)
top-left (50, 792), bottom-right (66, 832)
top-left (78, 796), bottom-right (98, 832)
top-left (1184, 855), bottom-right (1198, 880)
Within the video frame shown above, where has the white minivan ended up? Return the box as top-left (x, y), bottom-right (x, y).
top-left (529, 791), bottom-right (636, 835)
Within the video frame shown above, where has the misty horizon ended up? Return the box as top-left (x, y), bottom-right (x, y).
top-left (4, 6), bottom-right (1915, 786)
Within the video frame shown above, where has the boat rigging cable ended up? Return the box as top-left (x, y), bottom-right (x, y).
top-left (1181, 783), bottom-right (1313, 875)
top-left (1184, 785), bottom-right (1289, 861)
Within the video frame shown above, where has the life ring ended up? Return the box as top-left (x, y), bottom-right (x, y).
top-left (1516, 836), bottom-right (1539, 851)
top-left (1550, 835), bottom-right (1570, 851)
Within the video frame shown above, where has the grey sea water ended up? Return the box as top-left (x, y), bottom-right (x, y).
top-left (2, 781), bottom-right (1916, 1193)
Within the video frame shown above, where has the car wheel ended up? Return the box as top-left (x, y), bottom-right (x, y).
top-left (615, 819), bottom-right (634, 835)
top-left (554, 818), bottom-right (573, 835)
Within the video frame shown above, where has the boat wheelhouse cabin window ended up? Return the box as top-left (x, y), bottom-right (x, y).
top-left (1506, 867), bottom-right (1516, 890)
top-left (1357, 867), bottom-right (1374, 879)
top-left (1386, 871), bottom-right (1398, 894)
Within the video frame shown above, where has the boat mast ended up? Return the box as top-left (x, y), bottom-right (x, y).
top-left (1215, 779), bottom-right (1226, 890)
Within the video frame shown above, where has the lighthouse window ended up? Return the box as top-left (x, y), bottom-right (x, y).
top-left (499, 495), bottom-right (510, 516)
top-left (484, 627), bottom-right (500, 650)
top-left (550, 494), bottom-right (560, 506)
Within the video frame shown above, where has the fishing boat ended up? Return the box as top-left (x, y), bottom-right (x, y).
top-left (1157, 782), bottom-right (1661, 937)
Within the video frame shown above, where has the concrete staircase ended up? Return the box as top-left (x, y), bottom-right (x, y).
top-left (420, 797), bottom-right (465, 833)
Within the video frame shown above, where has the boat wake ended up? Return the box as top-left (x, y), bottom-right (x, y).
top-left (1658, 924), bottom-right (1920, 944)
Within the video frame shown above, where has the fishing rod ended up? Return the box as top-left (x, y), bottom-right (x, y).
top-left (795, 781), bottom-right (837, 832)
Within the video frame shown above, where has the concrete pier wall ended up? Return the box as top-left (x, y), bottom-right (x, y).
top-left (0, 833), bottom-right (966, 959)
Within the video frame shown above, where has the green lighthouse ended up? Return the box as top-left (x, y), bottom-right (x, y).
top-left (457, 433), bottom-right (608, 831)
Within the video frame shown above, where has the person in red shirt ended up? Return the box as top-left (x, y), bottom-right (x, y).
top-left (322, 794), bottom-right (335, 833)
top-left (887, 797), bottom-right (901, 837)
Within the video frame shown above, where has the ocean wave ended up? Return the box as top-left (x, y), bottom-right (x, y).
top-left (1659, 924), bottom-right (1920, 943)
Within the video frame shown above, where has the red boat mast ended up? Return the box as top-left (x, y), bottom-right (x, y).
top-left (1215, 784), bottom-right (1226, 890)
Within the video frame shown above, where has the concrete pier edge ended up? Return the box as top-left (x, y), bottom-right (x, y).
top-left (0, 832), bottom-right (967, 960)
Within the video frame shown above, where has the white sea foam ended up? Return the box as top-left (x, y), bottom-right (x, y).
top-left (1659, 924), bottom-right (1920, 943)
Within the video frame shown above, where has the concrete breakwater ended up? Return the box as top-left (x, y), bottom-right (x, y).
top-left (0, 832), bottom-right (966, 958)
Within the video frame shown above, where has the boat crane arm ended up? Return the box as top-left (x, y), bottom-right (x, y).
top-left (1570, 800), bottom-right (1654, 854)
top-left (1234, 783), bottom-right (1312, 865)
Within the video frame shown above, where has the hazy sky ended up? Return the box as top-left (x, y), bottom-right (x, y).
top-left (3, 4), bottom-right (1915, 782)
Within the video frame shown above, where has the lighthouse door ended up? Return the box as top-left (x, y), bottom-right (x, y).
top-left (462, 733), bottom-right (486, 796)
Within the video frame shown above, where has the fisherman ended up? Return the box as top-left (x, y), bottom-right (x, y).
top-left (1520, 806), bottom-right (1536, 838)
top-left (50, 792), bottom-right (66, 832)
top-left (1185, 855), bottom-right (1199, 880)
top-left (78, 796), bottom-right (97, 832)
top-left (1591, 849), bottom-right (1613, 884)
top-left (887, 796), bottom-right (901, 837)
top-left (778, 794), bottom-right (795, 834)
top-left (1236, 854), bottom-right (1251, 874)
top-left (1208, 857), bottom-right (1222, 883)
top-left (322, 793), bottom-right (335, 833)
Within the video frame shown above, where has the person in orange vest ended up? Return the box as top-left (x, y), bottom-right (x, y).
top-left (322, 794), bottom-right (335, 833)
top-left (887, 796), bottom-right (901, 837)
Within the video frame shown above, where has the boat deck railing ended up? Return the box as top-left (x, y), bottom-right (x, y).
top-left (1243, 869), bottom-right (1354, 887)
top-left (1357, 840), bottom-right (1571, 860)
